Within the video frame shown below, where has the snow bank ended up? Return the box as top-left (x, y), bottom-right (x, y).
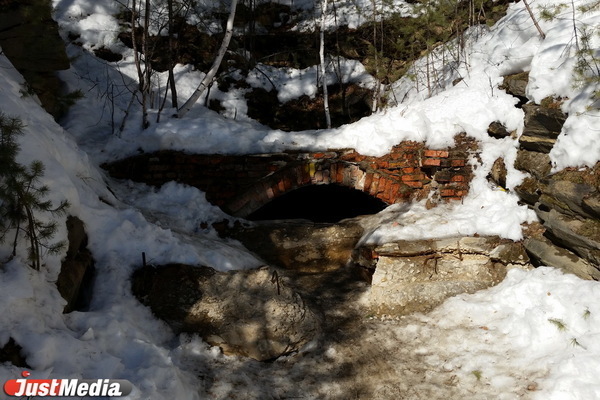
top-left (427, 267), bottom-right (600, 399)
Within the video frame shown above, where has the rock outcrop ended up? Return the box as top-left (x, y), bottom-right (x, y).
top-left (57, 216), bottom-right (95, 313)
top-left (131, 264), bottom-right (321, 361)
top-left (0, 0), bottom-right (71, 119)
top-left (500, 72), bottom-right (600, 280)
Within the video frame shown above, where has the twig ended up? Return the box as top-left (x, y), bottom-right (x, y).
top-left (271, 270), bottom-right (281, 295)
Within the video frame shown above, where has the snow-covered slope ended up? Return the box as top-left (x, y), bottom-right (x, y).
top-left (0, 52), bottom-right (260, 399)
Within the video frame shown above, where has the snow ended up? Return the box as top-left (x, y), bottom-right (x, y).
top-left (425, 267), bottom-right (600, 400)
top-left (244, 59), bottom-right (376, 103)
top-left (0, 0), bottom-right (598, 398)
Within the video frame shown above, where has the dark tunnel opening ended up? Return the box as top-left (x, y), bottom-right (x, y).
top-left (246, 184), bottom-right (388, 223)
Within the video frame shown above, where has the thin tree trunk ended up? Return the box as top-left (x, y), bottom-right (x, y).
top-left (571, 0), bottom-right (579, 51)
top-left (141, 0), bottom-right (151, 128)
top-left (523, 0), bottom-right (546, 40)
top-left (371, 0), bottom-right (380, 112)
top-left (131, 0), bottom-right (144, 94)
top-left (319, 0), bottom-right (331, 129)
top-left (24, 202), bottom-right (40, 270)
top-left (167, 0), bottom-right (178, 109)
top-left (131, 0), bottom-right (150, 129)
top-left (177, 0), bottom-right (239, 118)
top-left (331, 0), bottom-right (347, 119)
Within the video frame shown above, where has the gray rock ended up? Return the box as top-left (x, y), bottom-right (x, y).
top-left (368, 253), bottom-right (507, 315)
top-left (500, 72), bottom-right (529, 103)
top-left (57, 216), bottom-right (95, 313)
top-left (519, 104), bottom-right (567, 153)
top-left (487, 122), bottom-right (512, 139)
top-left (0, 0), bottom-right (70, 118)
top-left (583, 195), bottom-right (600, 219)
top-left (514, 150), bottom-right (552, 179)
top-left (488, 158), bottom-right (507, 189)
top-left (540, 180), bottom-right (597, 219)
top-left (373, 236), bottom-right (504, 257)
top-left (524, 236), bottom-right (600, 280)
top-left (132, 264), bottom-right (321, 361)
top-left (514, 176), bottom-right (544, 205)
top-left (534, 205), bottom-right (600, 266)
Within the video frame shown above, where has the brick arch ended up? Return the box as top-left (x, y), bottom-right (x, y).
top-left (101, 136), bottom-right (474, 219)
top-left (223, 160), bottom-right (410, 218)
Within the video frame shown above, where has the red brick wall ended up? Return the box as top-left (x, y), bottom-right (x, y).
top-left (102, 136), bottom-right (474, 217)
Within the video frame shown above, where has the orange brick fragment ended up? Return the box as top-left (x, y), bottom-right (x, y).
top-left (404, 181), bottom-right (423, 188)
top-left (422, 158), bottom-right (442, 167)
top-left (401, 173), bottom-right (426, 182)
top-left (424, 149), bottom-right (449, 158)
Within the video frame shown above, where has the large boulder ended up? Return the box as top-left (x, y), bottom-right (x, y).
top-left (355, 237), bottom-right (532, 315)
top-left (584, 195), bottom-right (600, 219)
top-left (132, 264), bottom-right (321, 361)
top-left (513, 154), bottom-right (600, 276)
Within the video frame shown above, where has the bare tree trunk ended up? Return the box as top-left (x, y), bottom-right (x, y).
top-left (177, 0), bottom-right (239, 118)
top-left (167, 0), bottom-right (178, 109)
top-left (131, 0), bottom-right (153, 129)
top-left (523, 0), bottom-right (546, 40)
top-left (131, 0), bottom-right (144, 97)
top-left (331, 0), bottom-right (348, 121)
top-left (319, 0), bottom-right (332, 129)
top-left (370, 0), bottom-right (380, 112)
top-left (141, 0), bottom-right (151, 128)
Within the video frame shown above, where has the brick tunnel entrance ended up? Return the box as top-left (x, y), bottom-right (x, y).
top-left (246, 184), bottom-right (388, 222)
top-left (101, 136), bottom-right (474, 221)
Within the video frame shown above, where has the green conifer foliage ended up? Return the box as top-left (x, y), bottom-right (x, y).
top-left (0, 113), bottom-right (69, 270)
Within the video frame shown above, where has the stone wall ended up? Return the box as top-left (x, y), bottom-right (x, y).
top-left (499, 72), bottom-right (600, 280)
top-left (103, 137), bottom-right (475, 217)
